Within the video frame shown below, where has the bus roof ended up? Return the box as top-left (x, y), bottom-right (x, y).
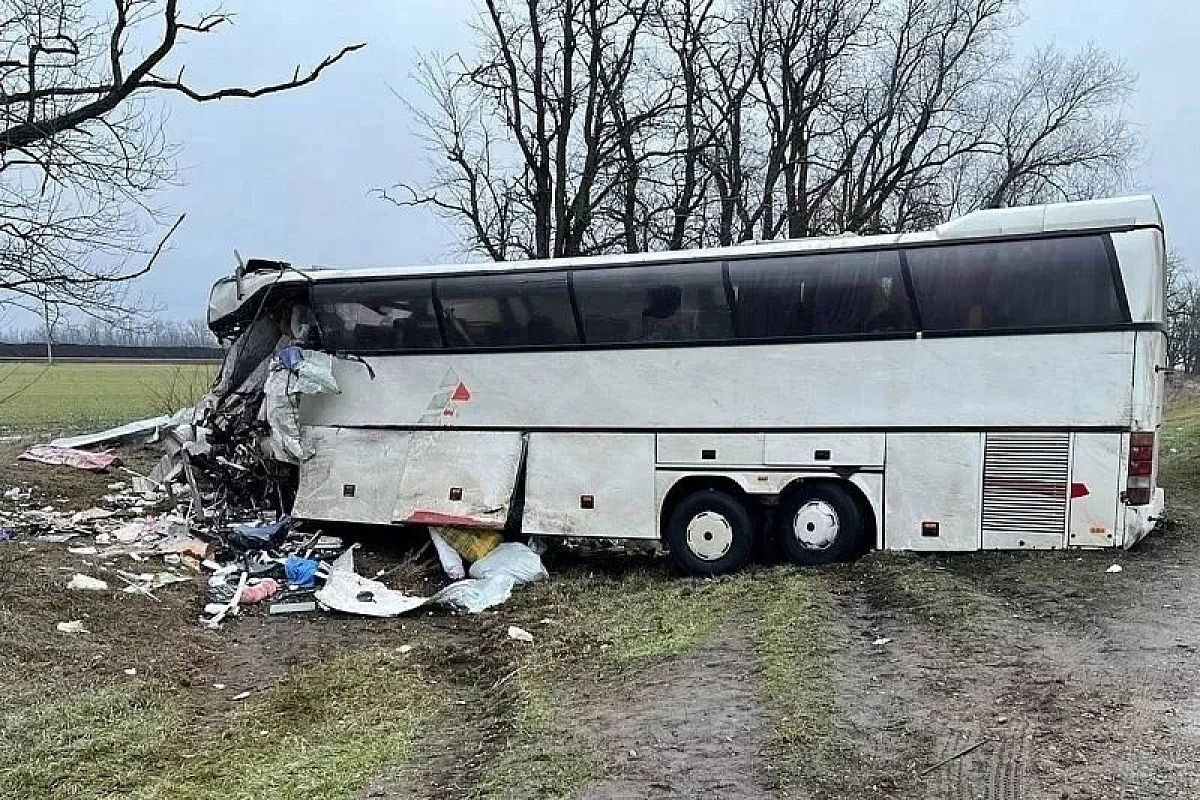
top-left (210, 194), bottom-right (1161, 327)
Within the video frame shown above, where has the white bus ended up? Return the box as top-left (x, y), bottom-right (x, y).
top-left (208, 195), bottom-right (1167, 575)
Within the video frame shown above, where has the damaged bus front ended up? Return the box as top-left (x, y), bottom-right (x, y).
top-left (205, 195), bottom-right (1168, 575)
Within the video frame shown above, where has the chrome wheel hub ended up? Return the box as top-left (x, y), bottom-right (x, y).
top-left (686, 511), bottom-right (734, 561)
top-left (793, 500), bottom-right (839, 549)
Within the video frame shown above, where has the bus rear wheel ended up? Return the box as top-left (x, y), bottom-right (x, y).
top-left (666, 489), bottom-right (755, 576)
top-left (776, 482), bottom-right (868, 566)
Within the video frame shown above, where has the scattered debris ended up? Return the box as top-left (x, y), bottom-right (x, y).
top-left (872, 637), bottom-right (892, 646)
top-left (230, 691), bottom-right (252, 701)
top-left (56, 620), bottom-right (88, 634)
top-left (436, 527), bottom-right (503, 562)
top-left (228, 516), bottom-right (293, 551)
top-left (123, 668), bottom-right (137, 676)
top-left (507, 625), bottom-right (534, 643)
top-left (1106, 564), bottom-right (1124, 574)
top-left (315, 548), bottom-right (426, 618)
top-left (50, 414), bottom-right (174, 449)
top-left (284, 555), bottom-right (319, 587)
top-left (429, 528), bottom-right (467, 580)
top-left (397, 644), bottom-right (413, 654)
top-left (18, 445), bottom-right (121, 473)
top-left (430, 575), bottom-right (515, 613)
top-left (470, 542), bottom-right (549, 585)
top-left (269, 601), bottom-right (317, 615)
top-left (66, 574), bottom-right (109, 591)
top-left (240, 578), bottom-right (280, 605)
top-left (71, 507), bottom-right (115, 524)
top-left (920, 739), bottom-right (991, 776)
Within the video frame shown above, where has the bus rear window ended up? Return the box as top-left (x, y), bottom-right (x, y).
top-left (906, 235), bottom-right (1126, 332)
top-left (312, 279), bottom-right (441, 352)
top-left (729, 249), bottom-right (913, 338)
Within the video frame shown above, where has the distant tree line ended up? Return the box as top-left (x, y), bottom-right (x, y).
top-left (387, 0), bottom-right (1137, 259)
top-left (1, 317), bottom-right (216, 348)
top-left (1167, 256), bottom-right (1200, 375)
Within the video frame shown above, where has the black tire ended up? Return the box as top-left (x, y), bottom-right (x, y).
top-left (666, 489), bottom-right (756, 576)
top-left (775, 482), bottom-right (868, 566)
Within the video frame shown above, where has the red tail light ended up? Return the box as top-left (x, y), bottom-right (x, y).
top-left (1125, 432), bottom-right (1156, 505)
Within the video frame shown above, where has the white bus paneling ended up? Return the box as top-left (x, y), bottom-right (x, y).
top-left (293, 427), bottom-right (413, 524)
top-left (884, 433), bottom-right (983, 551)
top-left (763, 433), bottom-right (885, 467)
top-left (523, 433), bottom-right (658, 539)
top-left (302, 332), bottom-right (1136, 431)
top-left (391, 430), bottom-right (524, 529)
top-left (1068, 433), bottom-right (1123, 548)
top-left (656, 433), bottom-right (764, 466)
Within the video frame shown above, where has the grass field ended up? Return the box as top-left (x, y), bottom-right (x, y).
top-left (0, 361), bottom-right (216, 429)
top-left (2, 396), bottom-right (1199, 798)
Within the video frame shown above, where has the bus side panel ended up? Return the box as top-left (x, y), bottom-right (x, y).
top-left (391, 430), bottom-right (524, 529)
top-left (523, 433), bottom-right (658, 539)
top-left (293, 426), bottom-right (413, 525)
top-left (1067, 433), bottom-right (1122, 548)
top-left (1132, 330), bottom-right (1167, 431)
top-left (883, 433), bottom-right (982, 551)
top-left (1110, 228), bottom-right (1164, 325)
top-left (304, 332), bottom-right (1136, 431)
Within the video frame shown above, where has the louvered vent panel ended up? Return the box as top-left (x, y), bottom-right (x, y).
top-left (981, 433), bottom-right (1069, 544)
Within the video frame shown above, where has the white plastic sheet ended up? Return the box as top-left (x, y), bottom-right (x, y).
top-left (429, 528), bottom-right (467, 580)
top-left (263, 348), bottom-right (340, 463)
top-left (314, 548), bottom-right (427, 617)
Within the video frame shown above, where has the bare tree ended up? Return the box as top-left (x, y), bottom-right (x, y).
top-left (392, 0), bottom-right (1136, 258)
top-left (0, 0), bottom-right (362, 322)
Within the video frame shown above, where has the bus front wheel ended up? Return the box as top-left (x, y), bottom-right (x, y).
top-left (776, 482), bottom-right (868, 566)
top-left (666, 489), bottom-right (755, 576)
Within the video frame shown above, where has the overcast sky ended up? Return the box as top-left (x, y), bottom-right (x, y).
top-left (134, 0), bottom-right (1200, 321)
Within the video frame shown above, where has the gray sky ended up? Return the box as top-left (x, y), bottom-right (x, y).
top-left (139, 0), bottom-right (1199, 320)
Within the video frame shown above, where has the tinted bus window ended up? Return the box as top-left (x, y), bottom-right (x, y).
top-left (312, 279), bottom-right (441, 352)
top-left (572, 262), bottom-right (734, 343)
top-left (729, 249), bottom-right (913, 338)
top-left (437, 273), bottom-right (579, 347)
top-left (906, 235), bottom-right (1125, 331)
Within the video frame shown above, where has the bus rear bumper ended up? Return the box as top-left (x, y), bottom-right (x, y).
top-left (1124, 487), bottom-right (1165, 548)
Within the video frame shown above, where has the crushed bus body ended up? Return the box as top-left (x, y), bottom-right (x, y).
top-left (198, 195), bottom-right (1168, 575)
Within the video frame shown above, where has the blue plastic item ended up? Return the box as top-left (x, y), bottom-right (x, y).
top-left (279, 345), bottom-right (304, 371)
top-left (285, 554), bottom-right (320, 587)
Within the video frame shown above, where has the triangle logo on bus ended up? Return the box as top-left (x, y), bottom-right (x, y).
top-left (451, 382), bottom-right (472, 402)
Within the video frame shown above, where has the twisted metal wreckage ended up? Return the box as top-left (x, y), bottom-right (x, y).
top-left (10, 293), bottom-right (548, 625)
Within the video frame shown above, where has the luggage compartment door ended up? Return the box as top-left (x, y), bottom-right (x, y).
top-left (884, 433), bottom-right (982, 551)
top-left (294, 427), bottom-right (413, 525)
top-left (524, 433), bottom-right (657, 539)
top-left (391, 430), bottom-right (525, 529)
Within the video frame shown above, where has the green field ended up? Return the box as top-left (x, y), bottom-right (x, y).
top-left (0, 361), bottom-right (217, 429)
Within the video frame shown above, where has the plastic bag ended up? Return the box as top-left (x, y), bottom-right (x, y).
top-left (429, 529), bottom-right (466, 580)
top-left (469, 542), bottom-right (548, 585)
top-left (434, 527), bottom-right (503, 562)
top-left (429, 575), bottom-right (515, 613)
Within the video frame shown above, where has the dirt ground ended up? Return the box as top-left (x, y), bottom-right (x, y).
top-left (2, 417), bottom-right (1199, 799)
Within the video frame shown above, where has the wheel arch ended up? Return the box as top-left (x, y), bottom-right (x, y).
top-left (658, 474), bottom-right (750, 539)
top-left (778, 476), bottom-right (879, 551)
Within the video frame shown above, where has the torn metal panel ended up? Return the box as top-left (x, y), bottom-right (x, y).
top-left (391, 430), bottom-right (524, 529)
top-left (50, 416), bottom-right (171, 449)
top-left (293, 427), bottom-right (413, 524)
